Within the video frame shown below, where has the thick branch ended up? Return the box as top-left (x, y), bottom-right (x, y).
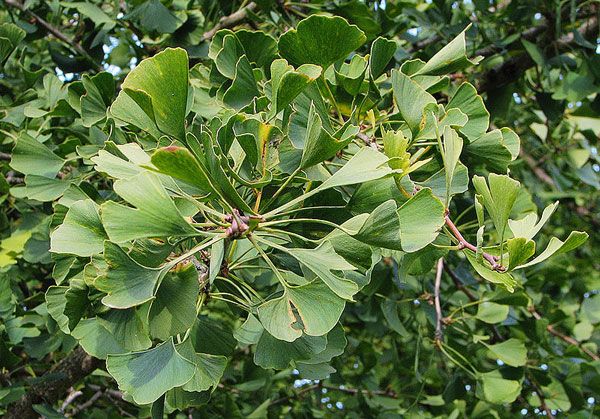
top-left (4, 0), bottom-right (102, 71)
top-left (202, 2), bottom-right (257, 42)
top-left (479, 16), bottom-right (598, 92)
top-left (6, 346), bottom-right (100, 419)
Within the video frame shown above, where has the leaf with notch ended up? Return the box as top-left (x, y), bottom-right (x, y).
top-left (95, 242), bottom-right (162, 309)
top-left (112, 48), bottom-right (188, 140)
top-left (257, 280), bottom-right (345, 342)
top-left (100, 172), bottom-right (197, 243)
top-left (106, 338), bottom-right (196, 405)
top-left (50, 199), bottom-right (107, 257)
top-left (288, 241), bottom-right (358, 300)
top-left (278, 15), bottom-right (366, 69)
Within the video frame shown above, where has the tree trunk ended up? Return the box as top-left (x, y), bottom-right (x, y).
top-left (6, 346), bottom-right (100, 419)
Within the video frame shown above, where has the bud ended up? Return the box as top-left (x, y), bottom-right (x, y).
top-left (383, 129), bottom-right (410, 173)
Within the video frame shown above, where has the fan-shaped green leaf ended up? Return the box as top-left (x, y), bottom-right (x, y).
top-left (278, 15), bottom-right (366, 69)
top-left (106, 338), bottom-right (196, 405)
top-left (50, 199), bottom-right (107, 257)
top-left (100, 172), bottom-right (197, 243)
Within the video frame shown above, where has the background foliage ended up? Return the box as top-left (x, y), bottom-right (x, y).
top-left (1, 0), bottom-right (599, 418)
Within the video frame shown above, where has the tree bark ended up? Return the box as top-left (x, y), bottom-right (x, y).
top-left (6, 347), bottom-right (100, 419)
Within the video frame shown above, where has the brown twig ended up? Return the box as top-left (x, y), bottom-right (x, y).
top-left (434, 258), bottom-right (444, 343)
top-left (70, 390), bottom-right (102, 415)
top-left (60, 388), bottom-right (83, 413)
top-left (202, 2), bottom-right (258, 42)
top-left (0, 151), bottom-right (11, 161)
top-left (5, 171), bottom-right (24, 185)
top-left (4, 0), bottom-right (102, 71)
top-left (529, 377), bottom-right (556, 419)
top-left (445, 214), bottom-right (504, 271)
top-left (443, 264), bottom-right (477, 302)
top-left (530, 308), bottom-right (599, 361)
top-left (357, 132), bottom-right (380, 150)
top-left (520, 151), bottom-right (555, 187)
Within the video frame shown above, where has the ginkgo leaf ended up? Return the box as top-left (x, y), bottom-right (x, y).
top-left (299, 103), bottom-right (354, 169)
top-left (473, 174), bottom-right (520, 243)
top-left (148, 264), bottom-right (199, 340)
top-left (414, 25), bottom-right (482, 76)
top-left (278, 15), bottom-right (366, 69)
top-left (10, 133), bottom-right (65, 177)
top-left (150, 146), bottom-right (213, 195)
top-left (391, 69), bottom-right (435, 134)
top-left (446, 82), bottom-right (489, 140)
top-left (466, 130), bottom-right (515, 173)
top-left (101, 172), bottom-right (197, 243)
top-left (509, 201), bottom-right (558, 240)
top-left (106, 338), bottom-right (196, 405)
top-left (176, 339), bottom-right (227, 393)
top-left (222, 55), bottom-right (260, 110)
top-left (484, 338), bottom-right (527, 367)
top-left (369, 36), bottom-right (396, 79)
top-left (254, 332), bottom-right (327, 370)
top-left (335, 54), bottom-right (368, 95)
top-left (257, 280), bottom-right (345, 342)
top-left (270, 59), bottom-right (322, 117)
top-left (506, 237), bottom-right (535, 270)
top-left (397, 188), bottom-right (445, 252)
top-left (441, 126), bottom-right (464, 204)
top-left (516, 231), bottom-right (588, 269)
top-left (0, 22), bottom-right (25, 63)
top-left (95, 242), bottom-right (162, 309)
top-left (91, 143), bottom-right (149, 179)
top-left (112, 48), bottom-right (188, 140)
top-left (478, 370), bottom-right (521, 404)
top-left (350, 200), bottom-right (402, 250)
top-left (288, 241), bottom-right (358, 300)
top-left (50, 199), bottom-right (107, 257)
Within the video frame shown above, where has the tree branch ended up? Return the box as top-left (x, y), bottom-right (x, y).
top-left (202, 2), bottom-right (258, 42)
top-left (4, 0), bottom-right (102, 71)
top-left (357, 132), bottom-right (381, 150)
top-left (520, 150), bottom-right (600, 229)
top-left (445, 214), bottom-right (504, 271)
top-left (444, 264), bottom-right (477, 302)
top-left (530, 308), bottom-right (600, 361)
top-left (479, 16), bottom-right (598, 92)
top-left (529, 376), bottom-right (556, 419)
top-left (5, 346), bottom-right (101, 419)
top-left (434, 258), bottom-right (444, 343)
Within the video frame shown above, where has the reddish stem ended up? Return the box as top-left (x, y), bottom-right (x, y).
top-left (444, 214), bottom-right (505, 272)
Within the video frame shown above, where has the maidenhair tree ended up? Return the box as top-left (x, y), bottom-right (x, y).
top-left (1, 1), bottom-right (599, 417)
